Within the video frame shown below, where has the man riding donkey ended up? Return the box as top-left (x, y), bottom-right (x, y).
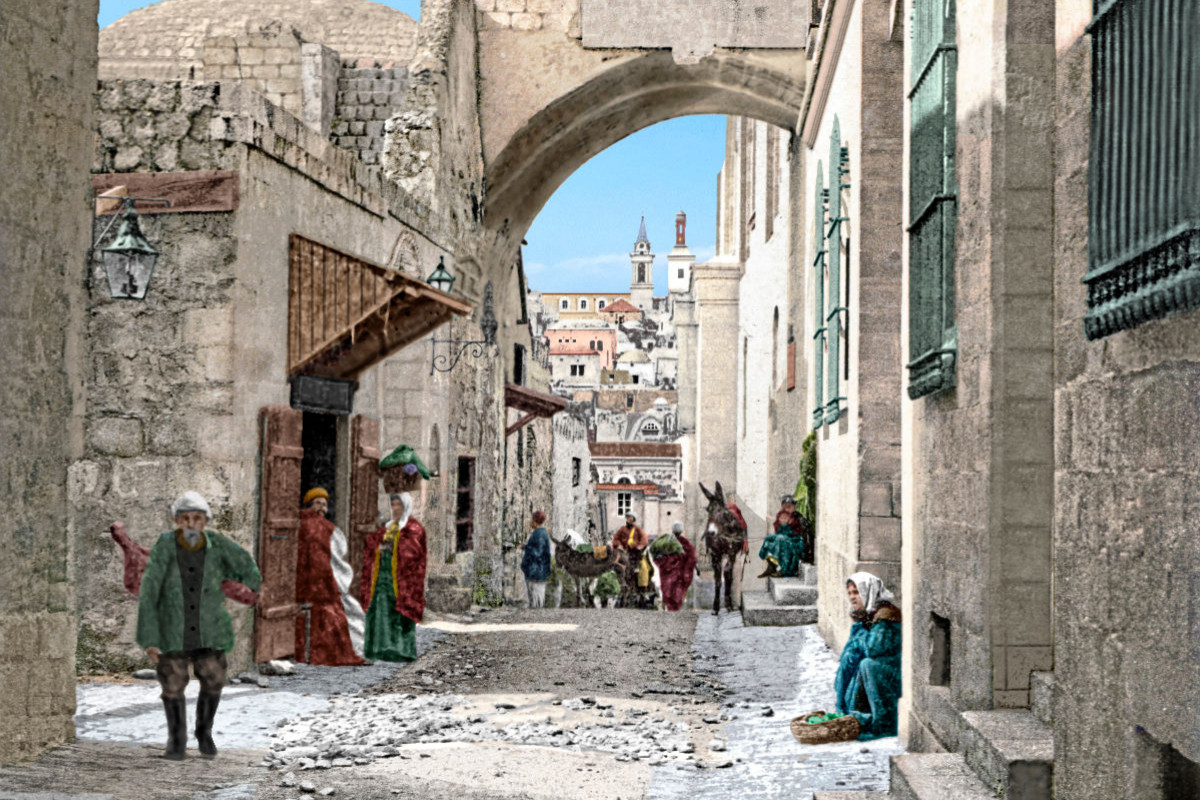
top-left (699, 482), bottom-right (748, 615)
top-left (611, 513), bottom-right (654, 607)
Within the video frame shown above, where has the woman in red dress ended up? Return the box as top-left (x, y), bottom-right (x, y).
top-left (653, 522), bottom-right (698, 612)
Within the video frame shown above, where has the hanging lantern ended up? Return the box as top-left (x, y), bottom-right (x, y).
top-left (101, 200), bottom-right (160, 300)
top-left (426, 255), bottom-right (456, 294)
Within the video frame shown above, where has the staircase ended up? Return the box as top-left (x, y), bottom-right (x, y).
top-left (740, 563), bottom-right (819, 625)
top-left (816, 673), bottom-right (1055, 800)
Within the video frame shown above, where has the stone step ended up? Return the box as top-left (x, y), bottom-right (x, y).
top-left (1030, 671), bottom-right (1053, 726)
top-left (890, 753), bottom-right (994, 800)
top-left (812, 793), bottom-right (889, 800)
top-left (960, 709), bottom-right (1053, 800)
top-left (426, 586), bottom-right (472, 614)
top-left (740, 591), bottom-right (817, 626)
top-left (766, 577), bottom-right (818, 606)
top-left (763, 562), bottom-right (817, 584)
top-left (427, 573), bottom-right (461, 589)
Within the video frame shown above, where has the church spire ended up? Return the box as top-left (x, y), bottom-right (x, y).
top-left (636, 215), bottom-right (649, 245)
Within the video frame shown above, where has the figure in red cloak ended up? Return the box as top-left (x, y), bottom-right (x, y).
top-left (295, 488), bottom-right (366, 666)
top-left (360, 492), bottom-right (427, 662)
top-left (653, 522), bottom-right (698, 612)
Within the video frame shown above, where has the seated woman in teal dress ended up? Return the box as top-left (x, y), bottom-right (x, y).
top-left (757, 495), bottom-right (812, 578)
top-left (834, 571), bottom-right (902, 740)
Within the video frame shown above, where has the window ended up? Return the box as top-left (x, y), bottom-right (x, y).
top-left (678, 268), bottom-right (685, 279)
top-left (626, 393), bottom-right (634, 408)
top-left (617, 492), bottom-right (633, 517)
top-left (513, 343), bottom-right (526, 386)
top-left (642, 422), bottom-right (660, 436)
top-left (572, 457), bottom-right (581, 487)
top-left (579, 298), bottom-right (589, 310)
top-left (570, 364), bottom-right (583, 377)
top-left (632, 374), bottom-right (639, 384)
top-left (1084, 0), bottom-right (1200, 339)
top-left (455, 457), bottom-right (475, 552)
top-left (907, 0), bottom-right (958, 398)
top-left (597, 340), bottom-right (603, 351)
top-left (598, 300), bottom-right (607, 310)
top-left (560, 298), bottom-right (569, 310)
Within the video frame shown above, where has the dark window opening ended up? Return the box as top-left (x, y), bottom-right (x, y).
top-left (572, 457), bottom-right (581, 487)
top-left (626, 394), bottom-right (634, 408)
top-left (1133, 726), bottom-right (1200, 799)
top-left (929, 612), bottom-right (951, 687)
top-left (300, 412), bottom-right (338, 523)
top-left (513, 343), bottom-right (526, 386)
top-left (677, 268), bottom-right (685, 279)
top-left (455, 456), bottom-right (475, 552)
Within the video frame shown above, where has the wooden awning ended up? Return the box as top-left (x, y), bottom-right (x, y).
top-left (505, 383), bottom-right (569, 437)
top-left (289, 235), bottom-right (472, 380)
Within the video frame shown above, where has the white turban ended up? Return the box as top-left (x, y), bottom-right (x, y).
top-left (848, 571), bottom-right (896, 615)
top-left (171, 491), bottom-right (211, 519)
top-left (671, 521), bottom-right (684, 534)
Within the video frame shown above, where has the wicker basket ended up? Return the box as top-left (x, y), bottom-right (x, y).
top-left (381, 465), bottom-right (422, 494)
top-left (790, 710), bottom-right (861, 745)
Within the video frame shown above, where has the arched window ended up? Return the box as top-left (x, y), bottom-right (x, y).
top-left (580, 298), bottom-right (589, 310)
top-left (598, 300), bottom-right (607, 310)
top-left (638, 265), bottom-right (646, 283)
top-left (617, 476), bottom-right (633, 485)
top-left (560, 298), bottom-right (569, 310)
top-left (642, 422), bottom-right (660, 436)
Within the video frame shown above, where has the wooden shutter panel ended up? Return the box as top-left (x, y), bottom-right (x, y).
top-left (255, 406), bottom-right (303, 663)
top-left (349, 415), bottom-right (381, 600)
top-left (787, 341), bottom-right (797, 391)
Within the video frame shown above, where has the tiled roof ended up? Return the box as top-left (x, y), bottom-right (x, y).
top-left (600, 299), bottom-right (640, 313)
top-left (589, 442), bottom-right (682, 458)
top-left (549, 346), bottom-right (601, 356)
top-left (596, 483), bottom-right (659, 495)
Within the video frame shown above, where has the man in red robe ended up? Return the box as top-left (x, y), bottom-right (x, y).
top-left (654, 522), bottom-right (698, 612)
top-left (295, 488), bottom-right (365, 666)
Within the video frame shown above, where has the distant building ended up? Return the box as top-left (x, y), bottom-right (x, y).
top-left (589, 441), bottom-right (683, 539)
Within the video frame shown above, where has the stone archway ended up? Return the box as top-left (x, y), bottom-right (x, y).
top-left (481, 50), bottom-right (806, 241)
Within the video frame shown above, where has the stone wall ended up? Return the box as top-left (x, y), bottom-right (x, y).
top-left (332, 62), bottom-right (410, 165)
top-left (202, 27), bottom-right (305, 119)
top-left (595, 389), bottom-right (677, 414)
top-left (551, 408), bottom-right (594, 541)
top-left (901, 0), bottom-right (1056, 748)
top-left (474, 0), bottom-right (579, 35)
top-left (0, 0), bottom-right (97, 764)
top-left (1052, 0), bottom-right (1200, 794)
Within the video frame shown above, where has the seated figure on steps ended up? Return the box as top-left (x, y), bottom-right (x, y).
top-left (834, 571), bottom-right (902, 740)
top-left (758, 495), bottom-right (812, 578)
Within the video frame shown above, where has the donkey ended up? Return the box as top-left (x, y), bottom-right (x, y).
top-left (700, 482), bottom-right (747, 615)
top-left (551, 530), bottom-right (630, 607)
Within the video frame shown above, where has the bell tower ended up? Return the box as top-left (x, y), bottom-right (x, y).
top-left (630, 215), bottom-right (655, 311)
top-left (667, 210), bottom-right (695, 300)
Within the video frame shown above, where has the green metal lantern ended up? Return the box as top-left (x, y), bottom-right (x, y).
top-left (426, 255), bottom-right (456, 294)
top-left (102, 200), bottom-right (160, 299)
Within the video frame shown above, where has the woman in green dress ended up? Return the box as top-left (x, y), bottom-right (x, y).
top-left (360, 492), bottom-right (427, 662)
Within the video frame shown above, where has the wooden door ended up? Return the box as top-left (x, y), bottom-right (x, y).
top-left (256, 406), bottom-right (303, 663)
top-left (348, 414), bottom-right (381, 601)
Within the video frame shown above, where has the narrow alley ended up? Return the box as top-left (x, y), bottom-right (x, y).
top-left (0, 609), bottom-right (898, 800)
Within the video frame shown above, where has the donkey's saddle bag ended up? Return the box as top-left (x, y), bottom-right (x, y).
top-left (592, 545), bottom-right (609, 561)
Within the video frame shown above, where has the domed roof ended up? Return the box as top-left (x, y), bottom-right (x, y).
top-left (100, 0), bottom-right (418, 79)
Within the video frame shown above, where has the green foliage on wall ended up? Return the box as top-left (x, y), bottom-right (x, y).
top-left (794, 430), bottom-right (817, 527)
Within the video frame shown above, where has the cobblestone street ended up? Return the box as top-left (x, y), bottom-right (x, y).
top-left (0, 610), bottom-right (900, 800)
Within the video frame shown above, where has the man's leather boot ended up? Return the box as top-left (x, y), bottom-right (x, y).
top-left (195, 692), bottom-right (221, 758)
top-left (162, 697), bottom-right (187, 760)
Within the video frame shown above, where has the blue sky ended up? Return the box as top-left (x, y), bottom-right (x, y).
top-left (99, 1), bottom-right (726, 294)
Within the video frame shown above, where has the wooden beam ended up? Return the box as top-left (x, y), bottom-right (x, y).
top-left (506, 412), bottom-right (540, 437)
top-left (92, 171), bottom-right (240, 214)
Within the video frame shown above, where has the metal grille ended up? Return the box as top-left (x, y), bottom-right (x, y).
top-left (825, 118), bottom-right (849, 425)
top-left (1084, 0), bottom-right (1200, 339)
top-left (907, 0), bottom-right (958, 399)
top-left (812, 162), bottom-right (827, 429)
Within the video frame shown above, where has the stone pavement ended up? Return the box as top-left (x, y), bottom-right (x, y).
top-left (648, 613), bottom-right (903, 799)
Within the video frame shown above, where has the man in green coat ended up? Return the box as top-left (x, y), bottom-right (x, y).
top-left (136, 491), bottom-right (262, 760)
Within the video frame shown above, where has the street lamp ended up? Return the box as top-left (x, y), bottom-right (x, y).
top-left (92, 195), bottom-right (170, 299)
top-left (430, 280), bottom-right (498, 374)
top-left (426, 255), bottom-right (456, 294)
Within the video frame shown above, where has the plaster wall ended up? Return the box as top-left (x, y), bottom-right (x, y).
top-left (0, 0), bottom-right (96, 764)
top-left (1051, 1), bottom-right (1200, 794)
top-left (551, 411), bottom-right (594, 540)
top-left (735, 119), bottom-right (793, 528)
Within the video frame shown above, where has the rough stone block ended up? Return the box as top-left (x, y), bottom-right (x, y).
top-left (890, 753), bottom-right (993, 800)
top-left (860, 481), bottom-right (894, 517)
top-left (512, 12), bottom-right (543, 29)
top-left (1004, 646), bottom-right (1052, 692)
top-left (238, 48), bottom-right (265, 66)
top-left (859, 516), bottom-right (900, 561)
top-left (90, 417), bottom-right (144, 457)
top-left (484, 11), bottom-right (513, 27)
top-left (496, 0), bottom-right (526, 10)
top-left (1030, 671), bottom-right (1053, 726)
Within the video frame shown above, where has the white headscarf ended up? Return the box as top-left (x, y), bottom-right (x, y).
top-left (671, 521), bottom-right (684, 534)
top-left (389, 492), bottom-right (413, 530)
top-left (170, 491), bottom-right (210, 520)
top-left (848, 571), bottom-right (896, 616)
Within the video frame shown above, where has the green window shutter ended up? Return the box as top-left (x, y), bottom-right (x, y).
top-left (812, 162), bottom-right (827, 430)
top-left (825, 118), bottom-right (849, 424)
top-left (907, 0), bottom-right (958, 400)
top-left (1084, 0), bottom-right (1200, 339)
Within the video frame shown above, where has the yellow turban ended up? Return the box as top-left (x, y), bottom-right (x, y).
top-left (303, 487), bottom-right (329, 506)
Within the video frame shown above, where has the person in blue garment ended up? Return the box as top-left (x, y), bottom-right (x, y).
top-left (520, 510), bottom-right (552, 609)
top-left (834, 571), bottom-right (902, 740)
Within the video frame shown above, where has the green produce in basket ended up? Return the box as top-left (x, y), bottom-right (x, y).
top-left (805, 712), bottom-right (847, 725)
